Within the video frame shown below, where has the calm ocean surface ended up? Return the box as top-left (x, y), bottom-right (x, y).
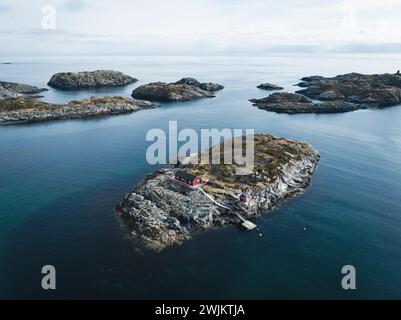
top-left (0, 55), bottom-right (400, 299)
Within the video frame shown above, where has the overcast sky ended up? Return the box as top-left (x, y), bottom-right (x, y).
top-left (1, 0), bottom-right (401, 55)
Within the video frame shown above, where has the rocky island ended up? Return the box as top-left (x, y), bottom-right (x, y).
top-left (0, 81), bottom-right (48, 100)
top-left (296, 73), bottom-right (401, 107)
top-left (250, 72), bottom-right (401, 114)
top-left (131, 77), bottom-right (224, 102)
top-left (116, 134), bottom-right (319, 251)
top-left (257, 83), bottom-right (284, 91)
top-left (250, 92), bottom-right (361, 114)
top-left (0, 96), bottom-right (159, 124)
top-left (47, 70), bottom-right (137, 89)
top-left (175, 77), bottom-right (224, 92)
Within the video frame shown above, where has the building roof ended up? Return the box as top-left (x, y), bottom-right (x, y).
top-left (175, 170), bottom-right (198, 181)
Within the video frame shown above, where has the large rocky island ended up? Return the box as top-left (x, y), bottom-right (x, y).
top-left (0, 96), bottom-right (159, 124)
top-left (132, 77), bottom-right (224, 102)
top-left (47, 70), bottom-right (137, 89)
top-left (116, 134), bottom-right (319, 251)
top-left (250, 72), bottom-right (401, 113)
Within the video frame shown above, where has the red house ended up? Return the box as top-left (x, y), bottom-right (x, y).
top-left (175, 170), bottom-right (202, 186)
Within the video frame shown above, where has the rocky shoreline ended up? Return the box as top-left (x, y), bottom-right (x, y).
top-left (116, 134), bottom-right (319, 251)
top-left (0, 96), bottom-right (159, 124)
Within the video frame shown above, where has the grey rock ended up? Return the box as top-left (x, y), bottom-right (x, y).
top-left (300, 75), bottom-right (325, 82)
top-left (250, 92), bottom-right (361, 114)
top-left (252, 92), bottom-right (311, 104)
top-left (296, 72), bottom-right (401, 107)
top-left (47, 70), bottom-right (137, 90)
top-left (257, 83), bottom-right (284, 91)
top-left (199, 82), bottom-right (224, 91)
top-left (0, 96), bottom-right (159, 124)
top-left (132, 82), bottom-right (215, 102)
top-left (174, 77), bottom-right (224, 92)
top-left (0, 81), bottom-right (48, 100)
top-left (250, 72), bottom-right (401, 114)
top-left (175, 77), bottom-right (201, 87)
top-left (317, 90), bottom-right (340, 100)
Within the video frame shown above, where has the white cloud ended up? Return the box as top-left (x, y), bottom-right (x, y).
top-left (1, 0), bottom-right (401, 55)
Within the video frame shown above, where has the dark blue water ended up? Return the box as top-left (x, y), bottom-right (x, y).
top-left (0, 55), bottom-right (401, 299)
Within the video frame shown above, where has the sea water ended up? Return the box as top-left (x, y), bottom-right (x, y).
top-left (0, 54), bottom-right (400, 299)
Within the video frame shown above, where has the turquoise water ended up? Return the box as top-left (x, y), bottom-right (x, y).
top-left (0, 55), bottom-right (401, 299)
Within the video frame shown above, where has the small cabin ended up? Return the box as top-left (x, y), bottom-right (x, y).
top-left (175, 170), bottom-right (202, 186)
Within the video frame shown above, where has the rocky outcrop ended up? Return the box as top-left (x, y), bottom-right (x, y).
top-left (116, 134), bottom-right (319, 251)
top-left (199, 82), bottom-right (224, 92)
top-left (0, 81), bottom-right (48, 100)
top-left (250, 92), bottom-right (361, 113)
top-left (132, 82), bottom-right (216, 102)
top-left (131, 78), bottom-right (224, 102)
top-left (296, 72), bottom-right (401, 107)
top-left (250, 72), bottom-right (401, 114)
top-left (257, 83), bottom-right (284, 91)
top-left (175, 77), bottom-right (224, 92)
top-left (47, 70), bottom-right (137, 90)
top-left (0, 96), bottom-right (159, 124)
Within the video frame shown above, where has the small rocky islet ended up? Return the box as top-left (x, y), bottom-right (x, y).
top-left (131, 77), bottom-right (224, 102)
top-left (0, 96), bottom-right (159, 124)
top-left (47, 70), bottom-right (137, 89)
top-left (250, 92), bottom-right (360, 114)
top-left (116, 134), bottom-right (320, 251)
top-left (0, 81), bottom-right (48, 100)
top-left (257, 83), bottom-right (284, 91)
top-left (251, 72), bottom-right (401, 113)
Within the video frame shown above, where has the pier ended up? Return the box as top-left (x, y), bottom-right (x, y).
top-left (197, 187), bottom-right (257, 231)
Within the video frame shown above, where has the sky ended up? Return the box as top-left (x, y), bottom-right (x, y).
top-left (1, 0), bottom-right (401, 55)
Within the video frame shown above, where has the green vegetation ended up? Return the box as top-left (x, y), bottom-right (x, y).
top-left (67, 96), bottom-right (134, 106)
top-left (0, 98), bottom-right (56, 112)
top-left (0, 96), bottom-right (135, 113)
top-left (185, 134), bottom-right (315, 196)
